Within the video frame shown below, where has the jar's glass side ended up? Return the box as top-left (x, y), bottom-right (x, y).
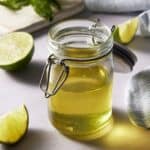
top-left (48, 54), bottom-right (113, 140)
top-left (47, 19), bottom-right (114, 140)
top-left (48, 19), bottom-right (113, 60)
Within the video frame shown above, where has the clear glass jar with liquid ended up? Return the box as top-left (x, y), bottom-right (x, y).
top-left (40, 19), bottom-right (114, 140)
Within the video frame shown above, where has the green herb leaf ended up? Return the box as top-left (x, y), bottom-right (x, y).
top-left (0, 0), bottom-right (30, 10)
top-left (0, 0), bottom-right (60, 20)
top-left (30, 0), bottom-right (53, 20)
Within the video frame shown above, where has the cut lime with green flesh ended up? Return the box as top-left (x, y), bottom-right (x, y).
top-left (0, 32), bottom-right (34, 71)
top-left (113, 17), bottom-right (139, 44)
top-left (0, 105), bottom-right (29, 144)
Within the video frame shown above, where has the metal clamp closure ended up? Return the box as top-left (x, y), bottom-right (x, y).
top-left (40, 54), bottom-right (69, 98)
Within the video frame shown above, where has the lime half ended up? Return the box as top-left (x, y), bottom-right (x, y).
top-left (0, 105), bottom-right (29, 144)
top-left (113, 17), bottom-right (139, 44)
top-left (0, 32), bottom-right (34, 71)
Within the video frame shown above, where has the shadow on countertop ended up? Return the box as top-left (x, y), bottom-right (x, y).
top-left (6, 60), bottom-right (45, 86)
top-left (32, 27), bottom-right (49, 38)
top-left (2, 129), bottom-right (57, 150)
top-left (2, 129), bottom-right (94, 150)
top-left (87, 109), bottom-right (150, 150)
top-left (129, 36), bottom-right (150, 53)
top-left (2, 109), bottom-right (150, 150)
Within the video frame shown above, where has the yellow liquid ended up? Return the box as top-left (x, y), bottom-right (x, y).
top-left (48, 65), bottom-right (113, 140)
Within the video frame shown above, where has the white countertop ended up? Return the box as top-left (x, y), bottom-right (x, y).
top-left (0, 10), bottom-right (150, 150)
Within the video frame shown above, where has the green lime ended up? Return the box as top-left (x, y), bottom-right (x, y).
top-left (0, 32), bottom-right (34, 71)
top-left (0, 105), bottom-right (29, 144)
top-left (113, 17), bottom-right (139, 44)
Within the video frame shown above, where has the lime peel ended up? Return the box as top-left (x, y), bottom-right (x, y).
top-left (113, 17), bottom-right (139, 44)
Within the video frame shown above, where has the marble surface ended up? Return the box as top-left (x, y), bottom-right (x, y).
top-left (0, 10), bottom-right (150, 150)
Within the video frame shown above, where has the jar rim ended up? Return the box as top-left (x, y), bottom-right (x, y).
top-left (48, 19), bottom-right (113, 60)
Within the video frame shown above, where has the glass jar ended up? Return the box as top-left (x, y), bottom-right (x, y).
top-left (40, 19), bottom-right (114, 140)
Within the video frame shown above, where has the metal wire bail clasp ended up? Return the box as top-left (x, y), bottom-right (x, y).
top-left (40, 54), bottom-right (69, 98)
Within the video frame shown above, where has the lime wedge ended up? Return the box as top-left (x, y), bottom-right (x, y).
top-left (113, 17), bottom-right (139, 44)
top-left (0, 105), bottom-right (29, 144)
top-left (0, 32), bottom-right (34, 71)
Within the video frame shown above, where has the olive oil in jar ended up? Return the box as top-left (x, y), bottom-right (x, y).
top-left (48, 63), bottom-right (113, 140)
top-left (42, 19), bottom-right (114, 140)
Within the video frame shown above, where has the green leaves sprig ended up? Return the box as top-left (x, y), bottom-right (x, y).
top-left (0, 0), bottom-right (60, 20)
